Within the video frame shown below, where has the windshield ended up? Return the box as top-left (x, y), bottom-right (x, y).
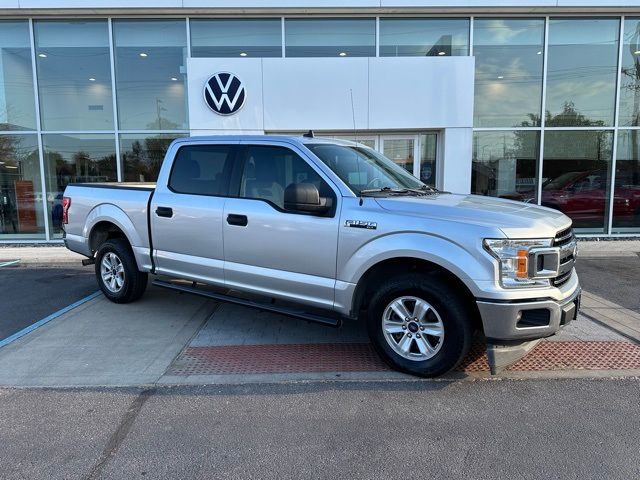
top-left (306, 143), bottom-right (426, 194)
top-left (542, 172), bottom-right (584, 190)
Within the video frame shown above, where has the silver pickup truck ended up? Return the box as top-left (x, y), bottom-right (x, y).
top-left (63, 135), bottom-right (580, 377)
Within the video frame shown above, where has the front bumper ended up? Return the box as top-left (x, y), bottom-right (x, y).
top-left (476, 284), bottom-right (581, 341)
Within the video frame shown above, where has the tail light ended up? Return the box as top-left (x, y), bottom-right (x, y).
top-left (62, 197), bottom-right (71, 224)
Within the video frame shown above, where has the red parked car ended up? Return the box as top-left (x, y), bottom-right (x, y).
top-left (501, 170), bottom-right (640, 227)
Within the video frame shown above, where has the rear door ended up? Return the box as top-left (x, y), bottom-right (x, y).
top-left (150, 141), bottom-right (238, 285)
top-left (223, 142), bottom-right (341, 310)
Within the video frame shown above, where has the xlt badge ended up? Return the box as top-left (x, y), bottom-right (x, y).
top-left (345, 220), bottom-right (377, 230)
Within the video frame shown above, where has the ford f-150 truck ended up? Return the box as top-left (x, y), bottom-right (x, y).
top-left (63, 135), bottom-right (581, 377)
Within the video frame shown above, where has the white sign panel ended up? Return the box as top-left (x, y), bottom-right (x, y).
top-left (187, 56), bottom-right (474, 134)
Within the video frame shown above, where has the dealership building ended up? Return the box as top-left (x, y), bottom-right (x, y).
top-left (0, 1), bottom-right (639, 242)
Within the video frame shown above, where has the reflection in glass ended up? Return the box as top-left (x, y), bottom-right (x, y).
top-left (0, 135), bottom-right (44, 238)
top-left (285, 19), bottom-right (375, 57)
top-left (473, 19), bottom-right (544, 128)
top-left (546, 18), bottom-right (619, 127)
top-left (383, 138), bottom-right (414, 174)
top-left (42, 134), bottom-right (116, 237)
top-left (618, 18), bottom-right (640, 126)
top-left (0, 21), bottom-right (36, 131)
top-left (472, 131), bottom-right (540, 201)
top-left (419, 133), bottom-right (437, 186)
top-left (113, 20), bottom-right (187, 130)
top-left (120, 133), bottom-right (186, 182)
top-left (34, 20), bottom-right (113, 131)
top-left (542, 130), bottom-right (613, 233)
top-left (379, 18), bottom-right (469, 57)
top-left (612, 130), bottom-right (640, 231)
top-left (191, 19), bottom-right (282, 58)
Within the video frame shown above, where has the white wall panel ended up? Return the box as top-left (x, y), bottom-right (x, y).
top-left (262, 58), bottom-right (369, 132)
top-left (440, 128), bottom-right (472, 194)
top-left (368, 57), bottom-right (474, 130)
top-left (188, 58), bottom-right (264, 133)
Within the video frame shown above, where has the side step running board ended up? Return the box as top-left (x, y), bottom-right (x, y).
top-left (152, 279), bottom-right (342, 328)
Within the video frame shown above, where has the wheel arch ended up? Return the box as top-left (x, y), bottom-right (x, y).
top-left (83, 204), bottom-right (142, 254)
top-left (351, 257), bottom-right (482, 332)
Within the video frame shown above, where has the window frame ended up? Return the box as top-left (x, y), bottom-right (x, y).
top-left (167, 144), bottom-right (238, 197)
top-left (231, 143), bottom-right (338, 217)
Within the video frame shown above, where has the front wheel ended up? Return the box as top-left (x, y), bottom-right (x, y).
top-left (95, 238), bottom-right (148, 303)
top-left (367, 274), bottom-right (472, 377)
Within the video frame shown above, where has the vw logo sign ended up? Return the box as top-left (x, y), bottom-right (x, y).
top-left (203, 72), bottom-right (246, 116)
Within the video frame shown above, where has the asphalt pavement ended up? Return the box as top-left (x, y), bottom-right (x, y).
top-left (1, 378), bottom-right (639, 480)
top-left (576, 254), bottom-right (640, 313)
top-left (0, 265), bottom-right (97, 340)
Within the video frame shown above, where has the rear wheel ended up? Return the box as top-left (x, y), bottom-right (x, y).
top-left (367, 274), bottom-right (472, 377)
top-left (95, 238), bottom-right (147, 303)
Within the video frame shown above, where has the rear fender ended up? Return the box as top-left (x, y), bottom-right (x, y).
top-left (84, 204), bottom-right (149, 269)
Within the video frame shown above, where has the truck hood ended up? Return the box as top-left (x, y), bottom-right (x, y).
top-left (374, 193), bottom-right (571, 238)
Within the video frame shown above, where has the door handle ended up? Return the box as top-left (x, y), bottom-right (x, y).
top-left (227, 214), bottom-right (248, 227)
top-left (155, 206), bottom-right (173, 218)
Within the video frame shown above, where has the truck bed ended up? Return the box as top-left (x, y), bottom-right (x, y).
top-left (63, 182), bottom-right (157, 269)
top-left (70, 182), bottom-right (156, 191)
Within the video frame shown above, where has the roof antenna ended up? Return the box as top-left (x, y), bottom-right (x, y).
top-left (350, 88), bottom-right (364, 206)
top-left (350, 89), bottom-right (358, 145)
top-left (303, 129), bottom-right (314, 138)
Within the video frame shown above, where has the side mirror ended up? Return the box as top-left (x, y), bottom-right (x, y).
top-left (284, 183), bottom-right (332, 214)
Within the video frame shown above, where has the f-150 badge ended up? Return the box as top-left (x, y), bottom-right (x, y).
top-left (345, 220), bottom-right (377, 230)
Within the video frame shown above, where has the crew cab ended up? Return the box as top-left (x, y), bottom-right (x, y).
top-left (63, 135), bottom-right (581, 377)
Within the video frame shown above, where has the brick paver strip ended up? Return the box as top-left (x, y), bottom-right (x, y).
top-left (167, 341), bottom-right (640, 376)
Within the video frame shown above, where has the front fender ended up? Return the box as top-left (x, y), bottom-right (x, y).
top-left (339, 232), bottom-right (493, 298)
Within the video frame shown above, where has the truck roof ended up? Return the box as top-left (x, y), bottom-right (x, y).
top-left (171, 135), bottom-right (368, 148)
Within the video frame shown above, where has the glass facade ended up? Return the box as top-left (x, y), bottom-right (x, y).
top-left (619, 18), bottom-right (640, 127)
top-left (113, 20), bottom-right (187, 130)
top-left (473, 19), bottom-right (544, 128)
top-left (380, 18), bottom-right (469, 57)
top-left (35, 20), bottom-right (114, 131)
top-left (120, 133), bottom-right (186, 182)
top-left (43, 134), bottom-right (117, 237)
top-left (612, 130), bottom-right (640, 231)
top-left (542, 131), bottom-right (613, 233)
top-left (0, 14), bottom-right (638, 240)
top-left (472, 131), bottom-right (540, 201)
top-left (191, 19), bottom-right (282, 58)
top-left (546, 18), bottom-right (619, 127)
top-left (0, 21), bottom-right (36, 131)
top-left (285, 19), bottom-right (376, 57)
top-left (0, 134), bottom-right (43, 238)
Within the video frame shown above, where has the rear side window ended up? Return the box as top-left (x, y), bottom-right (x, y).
top-left (169, 145), bottom-right (235, 196)
top-left (239, 145), bottom-right (332, 209)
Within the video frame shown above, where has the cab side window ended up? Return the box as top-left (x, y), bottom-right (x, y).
top-left (169, 145), bottom-right (235, 196)
top-left (239, 145), bottom-right (333, 210)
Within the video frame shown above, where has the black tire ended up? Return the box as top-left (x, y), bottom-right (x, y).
top-left (95, 238), bottom-right (148, 304)
top-left (367, 273), bottom-right (472, 377)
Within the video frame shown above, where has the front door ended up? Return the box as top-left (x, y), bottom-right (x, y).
top-left (223, 141), bottom-right (340, 310)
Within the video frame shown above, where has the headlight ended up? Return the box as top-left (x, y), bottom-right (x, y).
top-left (484, 238), bottom-right (560, 288)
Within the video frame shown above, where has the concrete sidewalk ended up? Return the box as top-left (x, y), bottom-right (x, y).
top-left (0, 285), bottom-right (216, 386)
top-left (0, 245), bottom-right (83, 266)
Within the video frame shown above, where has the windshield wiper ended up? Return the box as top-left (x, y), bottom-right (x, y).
top-left (359, 186), bottom-right (440, 196)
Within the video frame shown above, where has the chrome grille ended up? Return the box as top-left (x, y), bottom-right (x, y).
top-left (552, 227), bottom-right (576, 287)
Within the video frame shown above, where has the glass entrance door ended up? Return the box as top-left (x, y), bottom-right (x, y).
top-left (282, 131), bottom-right (439, 187)
top-left (381, 135), bottom-right (417, 176)
top-left (380, 133), bottom-right (438, 187)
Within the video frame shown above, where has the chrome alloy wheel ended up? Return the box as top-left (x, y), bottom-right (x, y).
top-left (381, 296), bottom-right (445, 361)
top-left (100, 252), bottom-right (125, 293)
